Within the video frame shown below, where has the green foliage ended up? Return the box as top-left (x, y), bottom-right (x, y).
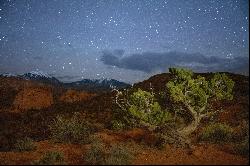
top-left (33, 151), bottom-right (66, 165)
top-left (129, 89), bottom-right (172, 127)
top-left (167, 68), bottom-right (210, 112)
top-left (169, 67), bottom-right (193, 82)
top-left (199, 123), bottom-right (233, 143)
top-left (13, 137), bottom-right (36, 152)
top-left (84, 139), bottom-right (134, 165)
top-left (103, 144), bottom-right (134, 165)
top-left (111, 120), bottom-right (126, 131)
top-left (84, 138), bottom-right (106, 165)
top-left (111, 89), bottom-right (172, 129)
top-left (111, 109), bottom-right (137, 130)
top-left (49, 113), bottom-right (92, 144)
top-left (167, 68), bottom-right (234, 118)
top-left (210, 73), bottom-right (234, 100)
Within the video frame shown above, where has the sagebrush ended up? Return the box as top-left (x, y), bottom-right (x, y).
top-left (84, 138), bottom-right (135, 165)
top-left (33, 151), bottom-right (66, 165)
top-left (13, 137), bottom-right (36, 152)
top-left (199, 123), bottom-right (233, 143)
top-left (49, 113), bottom-right (93, 144)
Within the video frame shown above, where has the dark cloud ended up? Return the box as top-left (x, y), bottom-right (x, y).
top-left (101, 50), bottom-right (120, 66)
top-left (100, 50), bottom-right (249, 75)
top-left (113, 49), bottom-right (125, 56)
top-left (33, 56), bottom-right (43, 60)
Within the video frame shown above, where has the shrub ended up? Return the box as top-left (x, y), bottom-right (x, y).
top-left (84, 139), bottom-right (135, 165)
top-left (111, 108), bottom-right (137, 130)
top-left (233, 137), bottom-right (249, 156)
top-left (111, 120), bottom-right (126, 131)
top-left (199, 123), bottom-right (233, 143)
top-left (33, 151), bottom-right (66, 165)
top-left (13, 137), bottom-right (36, 152)
top-left (152, 123), bottom-right (190, 149)
top-left (84, 138), bottom-right (106, 165)
top-left (103, 144), bottom-right (134, 165)
top-left (49, 113), bottom-right (92, 144)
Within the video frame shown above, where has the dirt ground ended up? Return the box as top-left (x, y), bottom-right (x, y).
top-left (0, 130), bottom-right (248, 165)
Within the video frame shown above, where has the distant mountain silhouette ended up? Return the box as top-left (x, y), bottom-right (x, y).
top-left (20, 71), bottom-right (61, 85)
top-left (64, 78), bottom-right (130, 92)
top-left (0, 72), bottom-right (130, 92)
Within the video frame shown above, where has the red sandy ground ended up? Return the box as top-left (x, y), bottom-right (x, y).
top-left (0, 130), bottom-right (248, 165)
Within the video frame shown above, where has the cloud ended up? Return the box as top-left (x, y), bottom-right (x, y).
top-left (113, 49), bottom-right (125, 56)
top-left (100, 50), bottom-right (249, 75)
top-left (101, 50), bottom-right (120, 66)
top-left (33, 56), bottom-right (43, 60)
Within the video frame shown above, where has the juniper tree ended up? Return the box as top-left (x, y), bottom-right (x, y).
top-left (113, 88), bottom-right (172, 130)
top-left (166, 68), bottom-right (234, 136)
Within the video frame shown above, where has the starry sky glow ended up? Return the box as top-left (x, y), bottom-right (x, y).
top-left (0, 0), bottom-right (249, 83)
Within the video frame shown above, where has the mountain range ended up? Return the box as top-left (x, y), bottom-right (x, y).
top-left (0, 71), bottom-right (130, 92)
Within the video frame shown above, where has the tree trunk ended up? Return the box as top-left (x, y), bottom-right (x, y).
top-left (178, 115), bottom-right (201, 137)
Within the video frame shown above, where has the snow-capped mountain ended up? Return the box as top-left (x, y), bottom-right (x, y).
top-left (19, 71), bottom-right (61, 85)
top-left (0, 73), bottom-right (17, 77)
top-left (1, 72), bottom-right (130, 92)
top-left (22, 71), bottom-right (52, 79)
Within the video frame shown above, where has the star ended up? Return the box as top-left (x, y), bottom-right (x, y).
top-left (0, 0), bottom-right (248, 83)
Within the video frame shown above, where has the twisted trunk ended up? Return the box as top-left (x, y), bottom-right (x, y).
top-left (178, 102), bottom-right (203, 136)
top-left (178, 114), bottom-right (201, 136)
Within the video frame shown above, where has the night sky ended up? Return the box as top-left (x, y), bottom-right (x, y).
top-left (0, 0), bottom-right (249, 83)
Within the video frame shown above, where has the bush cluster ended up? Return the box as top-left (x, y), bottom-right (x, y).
top-left (199, 123), bottom-right (233, 143)
top-left (49, 113), bottom-right (93, 144)
top-left (33, 151), bottom-right (66, 165)
top-left (111, 120), bottom-right (126, 131)
top-left (13, 137), bottom-right (36, 152)
top-left (84, 138), bottom-right (135, 165)
top-left (103, 143), bottom-right (134, 165)
top-left (84, 138), bottom-right (105, 165)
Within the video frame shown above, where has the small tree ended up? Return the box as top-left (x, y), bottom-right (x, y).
top-left (113, 88), bottom-right (172, 130)
top-left (166, 68), bottom-right (234, 136)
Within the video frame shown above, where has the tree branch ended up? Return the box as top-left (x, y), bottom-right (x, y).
top-left (112, 89), bottom-right (129, 112)
top-left (183, 101), bottom-right (197, 117)
top-left (200, 109), bottom-right (222, 118)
